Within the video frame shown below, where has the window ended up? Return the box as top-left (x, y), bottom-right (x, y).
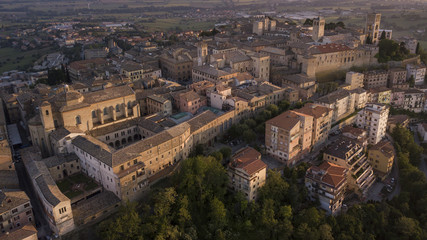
top-left (24, 203), bottom-right (30, 208)
top-left (45, 110), bottom-right (49, 116)
top-left (92, 110), bottom-right (96, 118)
top-left (116, 104), bottom-right (120, 112)
top-left (103, 107), bottom-right (108, 115)
top-left (76, 115), bottom-right (81, 125)
top-left (12, 208), bottom-right (18, 214)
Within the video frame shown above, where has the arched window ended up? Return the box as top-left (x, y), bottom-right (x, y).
top-left (115, 104), bottom-right (120, 112)
top-left (45, 110), bottom-right (49, 116)
top-left (127, 101), bottom-right (132, 109)
top-left (92, 110), bottom-right (96, 118)
top-left (76, 115), bottom-right (81, 125)
top-left (103, 107), bottom-right (108, 115)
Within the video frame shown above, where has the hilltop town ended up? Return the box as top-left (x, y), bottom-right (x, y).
top-left (0, 3), bottom-right (427, 240)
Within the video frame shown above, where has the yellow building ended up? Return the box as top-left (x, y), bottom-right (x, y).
top-left (368, 140), bottom-right (394, 180)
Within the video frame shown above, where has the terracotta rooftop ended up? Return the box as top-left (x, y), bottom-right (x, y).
top-left (311, 43), bottom-right (351, 54)
top-left (293, 103), bottom-right (332, 119)
top-left (230, 147), bottom-right (266, 176)
top-left (306, 161), bottom-right (347, 188)
top-left (370, 140), bottom-right (395, 158)
top-left (266, 111), bottom-right (300, 131)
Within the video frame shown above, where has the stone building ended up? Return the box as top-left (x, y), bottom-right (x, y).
top-left (28, 85), bottom-right (140, 157)
top-left (0, 191), bottom-right (34, 234)
top-left (365, 13), bottom-right (381, 44)
top-left (22, 149), bottom-right (75, 236)
top-left (368, 140), bottom-right (394, 180)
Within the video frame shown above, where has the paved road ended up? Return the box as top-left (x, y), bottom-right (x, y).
top-left (14, 160), bottom-right (52, 239)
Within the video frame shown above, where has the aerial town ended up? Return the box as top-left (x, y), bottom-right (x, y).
top-left (0, 0), bottom-right (427, 239)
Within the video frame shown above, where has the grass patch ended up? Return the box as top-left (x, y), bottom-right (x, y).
top-left (56, 173), bottom-right (100, 199)
top-left (0, 47), bottom-right (56, 73)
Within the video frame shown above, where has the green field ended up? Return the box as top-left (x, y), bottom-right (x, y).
top-left (0, 47), bottom-right (56, 74)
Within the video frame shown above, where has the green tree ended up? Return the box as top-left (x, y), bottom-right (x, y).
top-left (210, 151), bottom-right (223, 162)
top-left (98, 202), bottom-right (143, 240)
top-left (219, 147), bottom-right (232, 160)
top-left (242, 129), bottom-right (256, 144)
top-left (266, 104), bottom-right (279, 116)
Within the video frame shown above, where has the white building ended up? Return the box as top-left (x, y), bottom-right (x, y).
top-left (356, 103), bottom-right (389, 145)
top-left (406, 64), bottom-right (426, 86)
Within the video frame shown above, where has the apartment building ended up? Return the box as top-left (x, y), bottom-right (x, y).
top-left (324, 136), bottom-right (375, 197)
top-left (293, 103), bottom-right (333, 148)
top-left (356, 103), bottom-right (389, 145)
top-left (305, 161), bottom-right (348, 215)
top-left (315, 89), bottom-right (355, 124)
top-left (363, 70), bottom-right (388, 89)
top-left (0, 191), bottom-right (34, 233)
top-left (406, 64), bottom-right (426, 86)
top-left (403, 88), bottom-right (425, 113)
top-left (345, 72), bottom-right (364, 90)
top-left (367, 87), bottom-right (391, 104)
top-left (368, 140), bottom-right (394, 180)
top-left (388, 68), bottom-right (408, 89)
top-left (265, 111), bottom-right (313, 166)
top-left (228, 147), bottom-right (267, 201)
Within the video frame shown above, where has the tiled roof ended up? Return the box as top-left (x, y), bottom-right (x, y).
top-left (83, 85), bottom-right (135, 104)
top-left (72, 135), bottom-right (114, 166)
top-left (324, 136), bottom-right (360, 160)
top-left (316, 89), bottom-right (351, 105)
top-left (310, 43), bottom-right (351, 54)
top-left (186, 111), bottom-right (217, 133)
top-left (0, 191), bottom-right (30, 215)
top-left (50, 126), bottom-right (84, 141)
top-left (306, 161), bottom-right (347, 188)
top-left (294, 103), bottom-right (332, 119)
top-left (0, 224), bottom-right (37, 240)
top-left (43, 153), bottom-right (79, 169)
top-left (370, 140), bottom-right (395, 158)
top-left (231, 147), bottom-right (266, 175)
top-left (266, 111), bottom-right (300, 131)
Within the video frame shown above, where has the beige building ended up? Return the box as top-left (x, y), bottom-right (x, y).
top-left (28, 85), bottom-right (140, 157)
top-left (324, 136), bottom-right (375, 197)
top-left (146, 95), bottom-right (172, 116)
top-left (363, 70), bottom-right (388, 89)
top-left (0, 140), bottom-right (14, 170)
top-left (0, 191), bottom-right (34, 234)
top-left (388, 68), bottom-right (408, 89)
top-left (71, 109), bottom-right (236, 201)
top-left (121, 63), bottom-right (162, 81)
top-left (22, 149), bottom-right (75, 236)
top-left (265, 111), bottom-right (313, 166)
top-left (293, 103), bottom-right (333, 148)
top-left (345, 72), bottom-right (364, 90)
top-left (315, 89), bottom-right (355, 124)
top-left (305, 161), bottom-right (348, 215)
top-left (159, 48), bottom-right (194, 81)
top-left (356, 103), bottom-right (389, 145)
top-left (368, 140), bottom-right (394, 180)
top-left (312, 17), bottom-right (325, 42)
top-left (0, 223), bottom-right (37, 240)
top-left (228, 147), bottom-right (267, 201)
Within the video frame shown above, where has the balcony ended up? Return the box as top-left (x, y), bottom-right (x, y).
top-left (116, 162), bottom-right (145, 178)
